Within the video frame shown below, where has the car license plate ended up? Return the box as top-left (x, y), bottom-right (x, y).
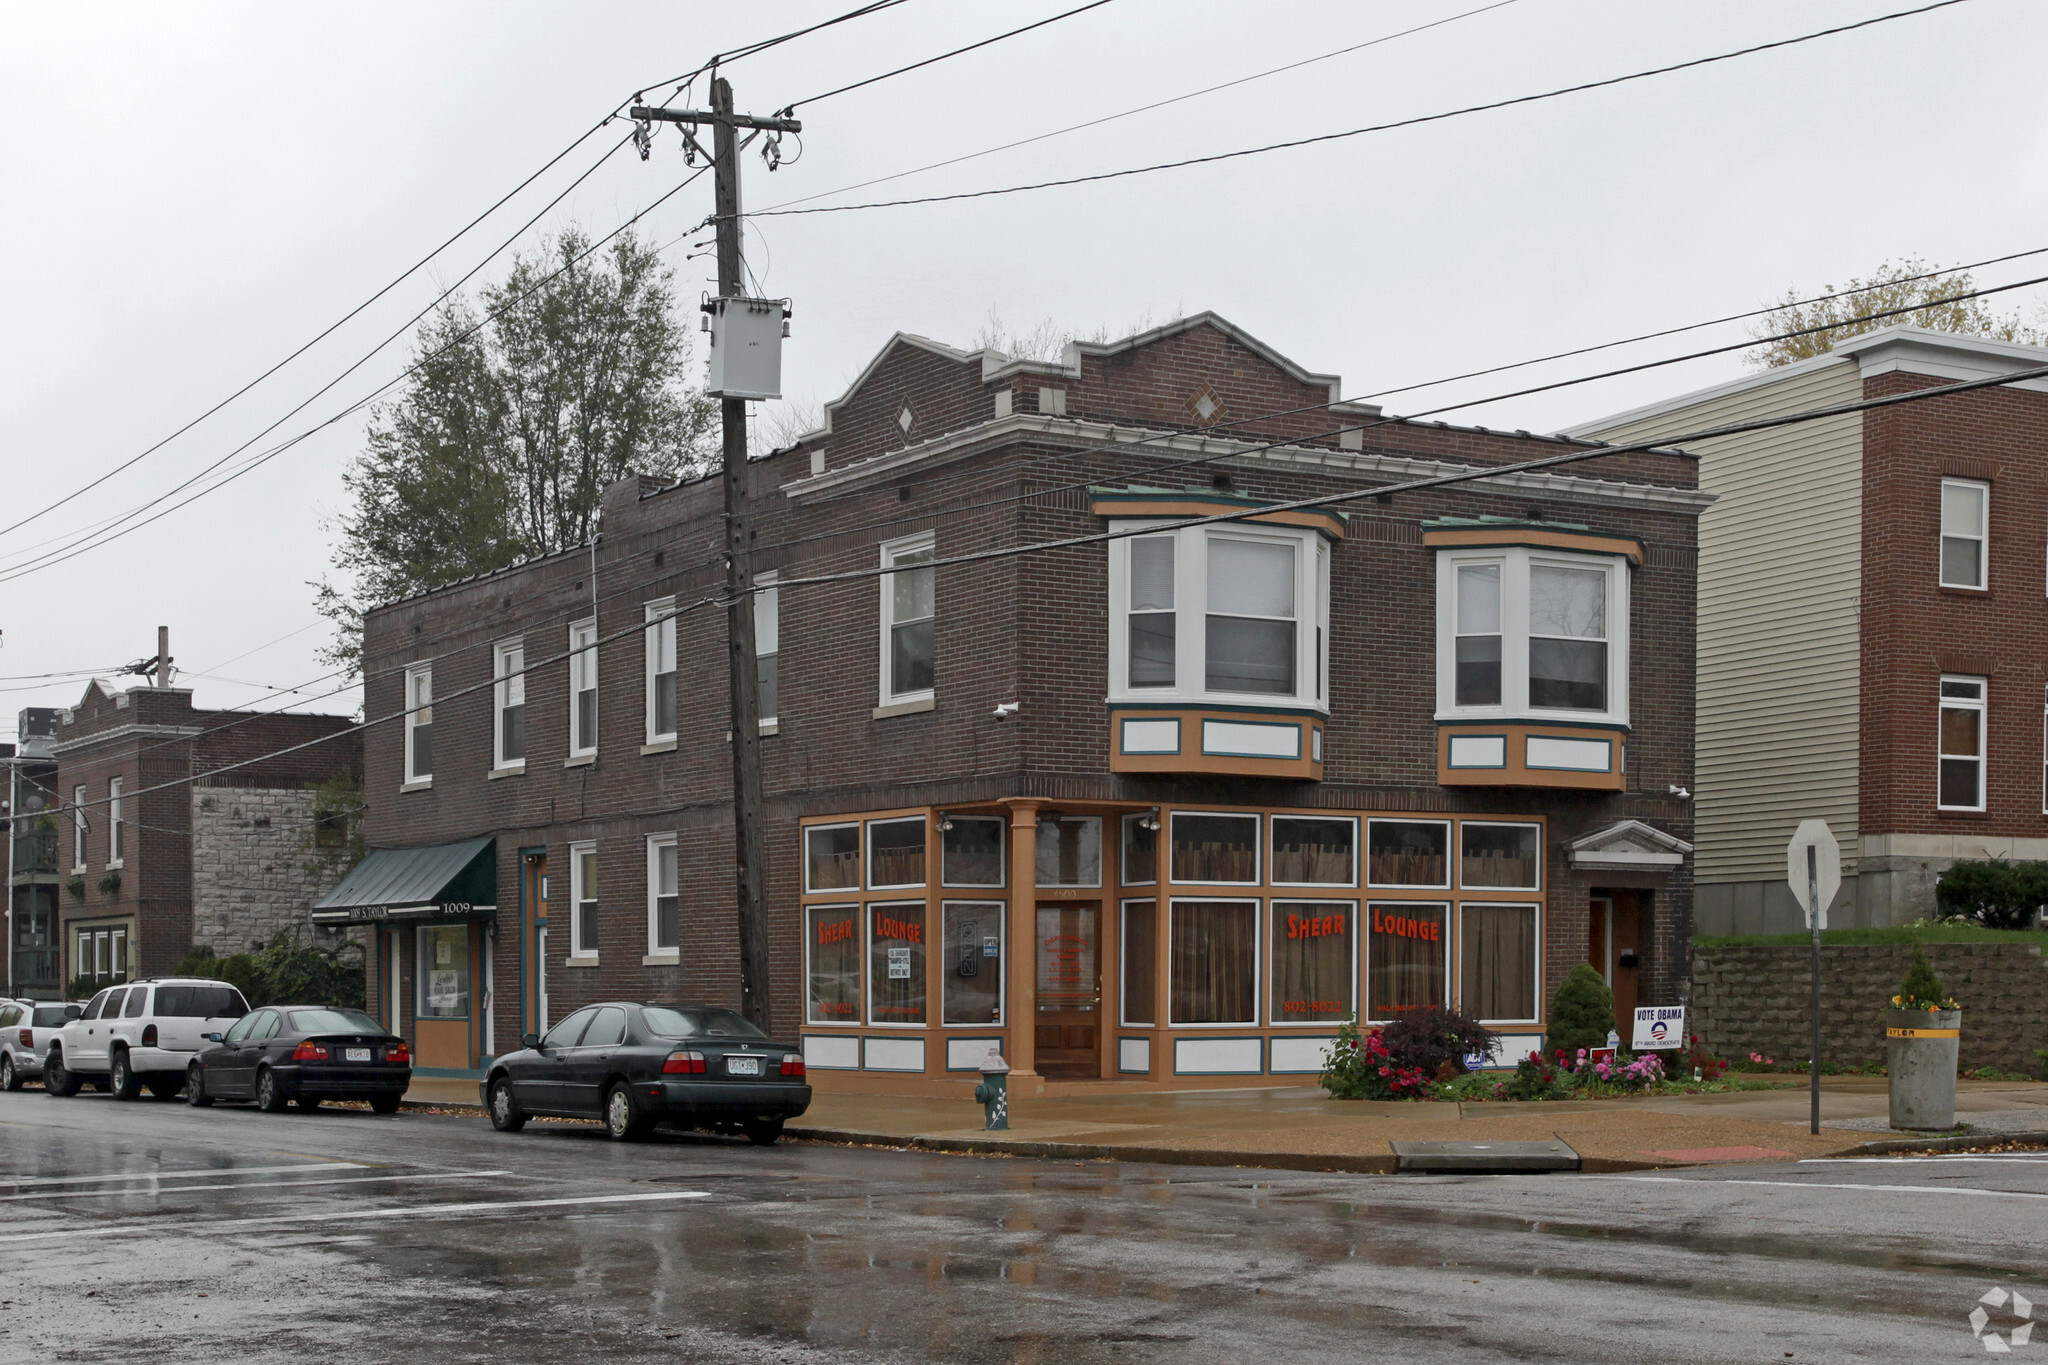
top-left (345, 1047), bottom-right (373, 1063)
top-left (726, 1055), bottom-right (761, 1076)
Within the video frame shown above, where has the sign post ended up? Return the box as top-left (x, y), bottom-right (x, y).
top-left (1787, 819), bottom-right (1841, 1136)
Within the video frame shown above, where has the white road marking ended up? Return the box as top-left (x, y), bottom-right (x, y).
top-left (1589, 1175), bottom-right (2048, 1200)
top-left (0, 1190), bottom-right (711, 1244)
top-left (1799, 1157), bottom-right (2048, 1165)
top-left (0, 1169), bottom-right (512, 1202)
top-left (0, 1162), bottom-right (364, 1189)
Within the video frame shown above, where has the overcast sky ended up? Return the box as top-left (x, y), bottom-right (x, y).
top-left (3, 0), bottom-right (2044, 738)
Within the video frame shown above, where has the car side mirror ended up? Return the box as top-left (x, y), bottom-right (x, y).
top-left (205, 1032), bottom-right (224, 1043)
top-left (521, 1033), bottom-right (540, 1051)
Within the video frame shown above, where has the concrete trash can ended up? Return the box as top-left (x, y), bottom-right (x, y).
top-left (1887, 1008), bottom-right (1961, 1131)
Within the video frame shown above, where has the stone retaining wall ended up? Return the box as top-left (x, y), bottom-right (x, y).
top-left (190, 787), bottom-right (354, 956)
top-left (1689, 943), bottom-right (2048, 1073)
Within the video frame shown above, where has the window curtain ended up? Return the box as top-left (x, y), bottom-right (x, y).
top-left (1458, 904), bottom-right (1536, 1021)
top-left (1169, 900), bottom-right (1257, 1024)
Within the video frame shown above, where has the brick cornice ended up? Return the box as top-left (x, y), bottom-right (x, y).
top-left (51, 724), bottom-right (202, 757)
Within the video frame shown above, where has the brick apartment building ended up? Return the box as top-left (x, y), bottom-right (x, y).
top-left (6, 708), bottom-right (63, 998)
top-left (55, 680), bottom-right (361, 989)
top-left (1574, 325), bottom-right (2048, 935)
top-left (329, 313), bottom-right (1706, 1088)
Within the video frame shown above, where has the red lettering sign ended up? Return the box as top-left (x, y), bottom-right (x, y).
top-left (874, 915), bottom-right (923, 943)
top-left (1286, 912), bottom-right (1347, 941)
top-left (1371, 908), bottom-right (1441, 942)
top-left (816, 917), bottom-right (857, 946)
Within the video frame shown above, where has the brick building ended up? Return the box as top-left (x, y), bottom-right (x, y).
top-left (1574, 324), bottom-right (2048, 934)
top-left (335, 314), bottom-right (1704, 1088)
top-left (54, 680), bottom-right (360, 989)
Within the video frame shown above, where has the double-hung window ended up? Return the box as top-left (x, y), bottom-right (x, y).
top-left (647, 834), bottom-right (678, 955)
top-left (72, 785), bottom-right (86, 871)
top-left (568, 620), bottom-right (597, 757)
top-left (754, 573), bottom-right (780, 726)
top-left (107, 778), bottom-right (123, 867)
top-left (1938, 675), bottom-right (1986, 811)
top-left (645, 598), bottom-right (678, 742)
top-left (403, 664), bottom-right (433, 783)
top-left (569, 842), bottom-right (599, 959)
top-left (493, 641), bottom-right (526, 768)
top-left (1940, 478), bottom-right (1987, 589)
top-left (880, 535), bottom-right (935, 704)
top-left (1435, 548), bottom-right (1629, 724)
top-left (1107, 523), bottom-right (1330, 711)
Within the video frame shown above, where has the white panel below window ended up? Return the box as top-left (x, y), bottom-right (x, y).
top-left (803, 1035), bottom-right (860, 1070)
top-left (1202, 719), bottom-right (1300, 759)
top-left (1525, 735), bottom-right (1611, 771)
top-left (864, 1036), bottom-right (927, 1072)
top-left (1480, 1034), bottom-right (1546, 1069)
top-left (1268, 1035), bottom-right (1339, 1074)
top-left (1174, 1036), bottom-right (1262, 1074)
top-left (946, 1036), bottom-right (1006, 1071)
top-left (1118, 1036), bottom-right (1151, 1073)
top-left (1448, 734), bottom-right (1507, 768)
top-left (1121, 718), bottom-right (1181, 754)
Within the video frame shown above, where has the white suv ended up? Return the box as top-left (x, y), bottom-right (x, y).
top-left (45, 978), bottom-right (250, 1100)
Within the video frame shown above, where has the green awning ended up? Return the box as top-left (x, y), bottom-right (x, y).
top-left (311, 837), bottom-right (495, 924)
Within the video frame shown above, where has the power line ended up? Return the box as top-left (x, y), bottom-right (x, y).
top-left (750, 0), bottom-right (1972, 219)
top-left (638, 0), bottom-right (920, 92)
top-left (778, 0), bottom-right (1122, 112)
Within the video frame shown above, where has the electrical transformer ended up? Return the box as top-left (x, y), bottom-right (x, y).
top-left (705, 295), bottom-right (789, 400)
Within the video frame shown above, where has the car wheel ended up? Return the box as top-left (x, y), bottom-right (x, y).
top-left (369, 1094), bottom-right (402, 1116)
top-left (255, 1067), bottom-right (290, 1114)
top-left (185, 1063), bottom-right (214, 1107)
top-left (1, 1054), bottom-right (17, 1092)
top-left (43, 1049), bottom-right (80, 1098)
top-left (603, 1082), bottom-right (652, 1142)
top-left (743, 1118), bottom-right (785, 1147)
top-left (109, 1050), bottom-right (142, 1101)
top-left (488, 1077), bottom-right (526, 1133)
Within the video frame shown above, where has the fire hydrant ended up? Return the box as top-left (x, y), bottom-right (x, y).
top-left (973, 1048), bottom-right (1010, 1131)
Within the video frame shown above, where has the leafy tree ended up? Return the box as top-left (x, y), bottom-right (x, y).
top-left (176, 927), bottom-right (364, 1009)
top-left (316, 227), bottom-right (716, 670)
top-left (1935, 858), bottom-right (2048, 931)
top-left (1544, 963), bottom-right (1616, 1057)
top-left (1745, 257), bottom-right (2045, 369)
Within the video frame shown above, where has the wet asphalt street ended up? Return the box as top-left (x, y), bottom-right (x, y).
top-left (2, 1091), bottom-right (2044, 1364)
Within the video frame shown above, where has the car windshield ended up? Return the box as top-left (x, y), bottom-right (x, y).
top-left (640, 1006), bottom-right (765, 1040)
top-left (154, 986), bottom-right (249, 1019)
top-left (31, 1006), bottom-right (72, 1028)
top-left (287, 1009), bottom-right (381, 1033)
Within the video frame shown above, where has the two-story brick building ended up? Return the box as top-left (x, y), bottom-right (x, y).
top-left (330, 313), bottom-right (1706, 1089)
top-left (1575, 325), bottom-right (2048, 935)
top-left (56, 680), bottom-right (361, 988)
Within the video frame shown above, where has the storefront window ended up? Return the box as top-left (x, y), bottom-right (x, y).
top-left (1170, 812), bottom-right (1259, 884)
top-left (804, 904), bottom-right (861, 1024)
top-left (1120, 813), bottom-right (1158, 885)
top-left (1366, 819), bottom-right (1450, 888)
top-left (417, 925), bottom-right (470, 1019)
top-left (1270, 900), bottom-right (1355, 1023)
top-left (805, 824), bottom-right (860, 892)
top-left (1121, 899), bottom-right (1157, 1024)
top-left (1271, 816), bottom-right (1355, 886)
top-left (868, 902), bottom-right (927, 1026)
top-left (1366, 902), bottom-right (1447, 1020)
top-left (940, 815), bottom-right (1005, 888)
top-left (1459, 822), bottom-right (1540, 890)
top-left (942, 902), bottom-right (1003, 1024)
top-left (868, 817), bottom-right (927, 889)
top-left (1168, 899), bottom-right (1257, 1025)
top-left (1035, 815), bottom-right (1102, 887)
top-left (1460, 903), bottom-right (1538, 1021)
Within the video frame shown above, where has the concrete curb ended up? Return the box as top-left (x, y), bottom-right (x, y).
top-left (1854, 1129), bottom-right (2048, 1155)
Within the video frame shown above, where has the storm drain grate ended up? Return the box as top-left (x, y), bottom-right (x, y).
top-left (1389, 1139), bottom-right (1580, 1174)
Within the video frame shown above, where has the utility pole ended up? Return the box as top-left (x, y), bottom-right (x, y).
top-left (630, 81), bottom-right (799, 1033)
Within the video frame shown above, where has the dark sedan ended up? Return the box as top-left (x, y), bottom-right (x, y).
top-left (481, 1002), bottom-right (810, 1144)
top-left (186, 1005), bottom-right (412, 1113)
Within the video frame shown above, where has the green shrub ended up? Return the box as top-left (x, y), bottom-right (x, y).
top-left (1936, 859), bottom-right (2048, 931)
top-left (1544, 964), bottom-right (1615, 1058)
top-left (1319, 1016), bottom-right (1433, 1100)
top-left (1892, 949), bottom-right (1958, 1011)
top-left (1502, 1053), bottom-right (1573, 1101)
top-left (173, 929), bottom-right (363, 1009)
top-left (1380, 1006), bottom-right (1498, 1078)
top-left (65, 975), bottom-right (98, 1002)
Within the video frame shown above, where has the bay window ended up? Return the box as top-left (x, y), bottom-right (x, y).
top-left (880, 535), bottom-right (935, 704)
top-left (493, 640), bottom-right (525, 768)
top-left (1107, 523), bottom-right (1331, 711)
top-left (1436, 547), bottom-right (1629, 723)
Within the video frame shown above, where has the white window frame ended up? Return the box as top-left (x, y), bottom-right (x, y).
top-left (107, 777), bottom-right (124, 868)
top-left (1165, 896), bottom-right (1261, 1028)
top-left (1433, 546), bottom-right (1630, 726)
top-left (867, 815), bottom-right (929, 892)
top-left (754, 572), bottom-right (780, 728)
top-left (1363, 900), bottom-right (1452, 1026)
top-left (568, 841), bottom-right (599, 960)
top-left (72, 784), bottom-right (87, 873)
top-left (1118, 897), bottom-right (1158, 1026)
top-left (939, 813), bottom-right (1007, 889)
top-left (1938, 674), bottom-right (1987, 813)
top-left (1268, 898), bottom-right (1358, 1027)
top-left (568, 618), bottom-right (598, 758)
top-left (493, 639), bottom-right (526, 771)
top-left (866, 899), bottom-right (930, 1029)
top-left (804, 903), bottom-right (862, 1025)
top-left (644, 597), bottom-right (678, 743)
top-left (1366, 817), bottom-right (1453, 891)
top-left (1165, 809), bottom-right (1262, 887)
top-left (1456, 820), bottom-right (1544, 892)
top-left (1939, 477), bottom-right (1988, 591)
top-left (939, 900), bottom-right (1006, 1027)
top-left (1269, 813), bottom-right (1359, 889)
top-left (879, 533), bottom-right (936, 706)
top-left (803, 821), bottom-right (862, 894)
top-left (1106, 520), bottom-right (1329, 712)
top-left (646, 834), bottom-right (678, 957)
top-left (1456, 900), bottom-right (1544, 1026)
top-left (403, 663), bottom-right (433, 785)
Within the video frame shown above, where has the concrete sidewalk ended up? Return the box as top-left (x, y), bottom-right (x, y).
top-left (400, 1074), bottom-right (2048, 1172)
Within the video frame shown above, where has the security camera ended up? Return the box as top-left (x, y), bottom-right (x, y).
top-left (992, 701), bottom-right (1021, 720)
top-left (1668, 784), bottom-right (1691, 799)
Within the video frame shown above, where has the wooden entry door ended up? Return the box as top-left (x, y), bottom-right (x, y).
top-left (1035, 903), bottom-right (1101, 1078)
top-left (1589, 891), bottom-right (1641, 1040)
